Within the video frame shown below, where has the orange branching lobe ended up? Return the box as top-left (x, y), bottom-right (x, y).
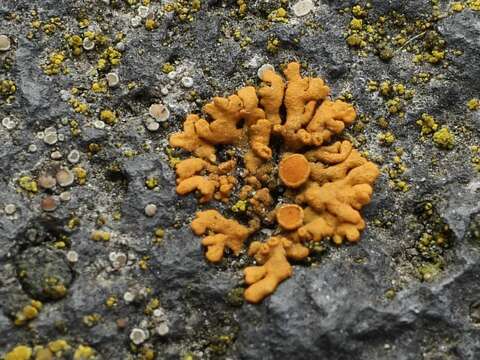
top-left (174, 158), bottom-right (236, 203)
top-left (169, 114), bottom-right (217, 162)
top-left (244, 236), bottom-right (309, 303)
top-left (273, 62), bottom-right (331, 149)
top-left (258, 68), bottom-right (285, 125)
top-left (306, 100), bottom-right (356, 146)
top-left (297, 161), bottom-right (379, 244)
top-left (191, 210), bottom-right (250, 262)
top-left (195, 95), bottom-right (245, 144)
top-left (169, 62), bottom-right (379, 303)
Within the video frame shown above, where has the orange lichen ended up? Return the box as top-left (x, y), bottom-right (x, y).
top-left (249, 119), bottom-right (273, 160)
top-left (276, 204), bottom-right (304, 230)
top-left (273, 62), bottom-right (330, 149)
top-left (306, 100), bottom-right (356, 146)
top-left (169, 62), bottom-right (379, 303)
top-left (305, 140), bottom-right (352, 163)
top-left (249, 188), bottom-right (273, 216)
top-left (278, 153), bottom-right (311, 188)
top-left (238, 86), bottom-right (266, 125)
top-left (191, 210), bottom-right (250, 262)
top-left (176, 176), bottom-right (217, 203)
top-left (297, 158), bottom-right (379, 244)
top-left (174, 157), bottom-right (237, 203)
top-left (309, 146), bottom-right (370, 184)
top-left (257, 68), bottom-right (285, 125)
top-left (194, 94), bottom-right (245, 144)
top-left (169, 114), bottom-right (217, 162)
top-left (244, 236), bottom-right (309, 303)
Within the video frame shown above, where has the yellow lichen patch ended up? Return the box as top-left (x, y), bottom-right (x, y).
top-left (416, 113), bottom-right (438, 135)
top-left (244, 237), bottom-right (308, 303)
top-left (90, 230), bottom-right (111, 241)
top-left (467, 98), bottom-right (479, 111)
top-left (433, 127), bottom-right (455, 149)
top-left (18, 176), bottom-right (38, 193)
top-left (191, 210), bottom-right (250, 262)
top-left (73, 345), bottom-right (95, 360)
top-left (99, 109), bottom-right (117, 125)
top-left (169, 62), bottom-right (379, 302)
top-left (74, 167), bottom-right (87, 185)
top-left (145, 18), bottom-right (158, 31)
top-left (468, 0), bottom-right (480, 10)
top-left (0, 79), bottom-right (16, 98)
top-left (34, 348), bottom-right (53, 360)
top-left (14, 300), bottom-right (43, 326)
top-left (47, 339), bottom-right (70, 353)
top-left (5, 345), bottom-right (32, 360)
top-left (451, 2), bottom-right (465, 11)
top-left (41, 51), bottom-right (66, 75)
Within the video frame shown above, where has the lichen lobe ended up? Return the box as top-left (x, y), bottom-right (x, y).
top-left (169, 62), bottom-right (379, 303)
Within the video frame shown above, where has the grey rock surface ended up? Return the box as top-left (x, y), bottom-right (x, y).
top-left (0, 0), bottom-right (479, 359)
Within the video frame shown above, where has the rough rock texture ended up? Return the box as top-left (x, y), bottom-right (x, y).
top-left (0, 0), bottom-right (479, 359)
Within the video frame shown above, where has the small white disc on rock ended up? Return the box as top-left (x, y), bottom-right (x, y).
top-left (106, 72), bottom-right (120, 87)
top-left (4, 204), bottom-right (16, 215)
top-left (0, 35), bottom-right (11, 51)
top-left (181, 76), bottom-right (194, 88)
top-left (149, 104), bottom-right (170, 122)
top-left (293, 0), bottom-right (315, 17)
top-left (56, 169), bottom-right (74, 187)
top-left (82, 37), bottom-right (95, 51)
top-left (144, 203), bottom-right (158, 217)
